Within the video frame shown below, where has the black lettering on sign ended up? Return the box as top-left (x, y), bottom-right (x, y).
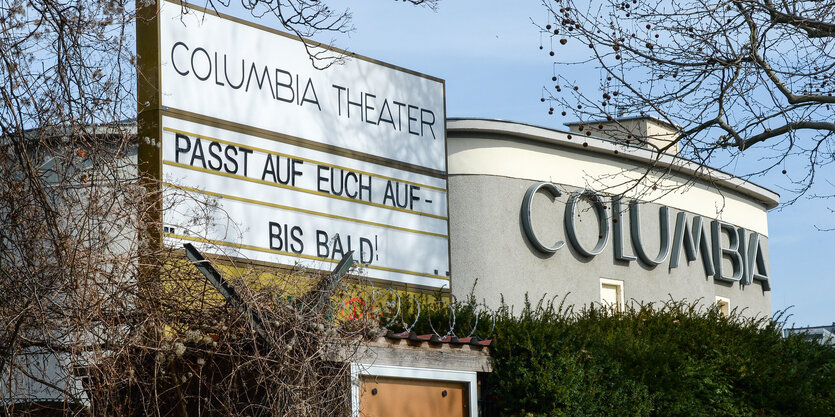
top-left (332, 84), bottom-right (346, 116)
top-left (313, 231), bottom-right (377, 261)
top-left (377, 99), bottom-right (396, 129)
top-left (213, 52), bottom-right (225, 87)
top-left (319, 167), bottom-right (369, 200)
top-left (316, 230), bottom-right (329, 258)
top-left (173, 132), bottom-right (253, 176)
top-left (331, 233), bottom-right (346, 259)
top-left (317, 165), bottom-right (329, 193)
top-left (344, 171), bottom-right (359, 198)
top-left (245, 63), bottom-right (275, 99)
top-left (392, 101), bottom-right (406, 131)
top-left (223, 145), bottom-right (238, 174)
top-left (292, 159), bottom-right (303, 185)
top-left (290, 226), bottom-right (304, 254)
top-left (359, 237), bottom-right (375, 264)
top-left (170, 43), bottom-right (322, 110)
top-left (330, 167), bottom-right (345, 197)
top-left (191, 47), bottom-right (211, 81)
top-left (263, 155), bottom-right (304, 186)
top-left (224, 54), bottom-right (244, 89)
top-left (190, 138), bottom-right (206, 169)
top-left (208, 141), bottom-right (223, 171)
top-left (269, 221), bottom-right (284, 251)
top-left (410, 185), bottom-right (420, 210)
top-left (171, 42), bottom-right (190, 76)
top-left (420, 108), bottom-right (436, 139)
top-left (175, 133), bottom-right (191, 164)
top-left (359, 174), bottom-right (372, 202)
top-left (364, 93), bottom-right (377, 125)
top-left (383, 180), bottom-right (421, 209)
top-left (407, 105), bottom-right (419, 135)
top-left (346, 88), bottom-right (362, 120)
top-left (240, 148), bottom-right (253, 177)
top-left (329, 87), bottom-right (441, 138)
top-left (300, 77), bottom-right (321, 111)
top-left (268, 221), bottom-right (304, 254)
top-left (262, 154), bottom-right (277, 182)
top-left (275, 69), bottom-right (294, 103)
top-left (383, 181), bottom-right (396, 207)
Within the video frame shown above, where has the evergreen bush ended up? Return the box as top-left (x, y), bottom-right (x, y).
top-left (392, 295), bottom-right (835, 416)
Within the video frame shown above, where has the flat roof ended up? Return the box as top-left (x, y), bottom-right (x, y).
top-left (446, 118), bottom-right (780, 210)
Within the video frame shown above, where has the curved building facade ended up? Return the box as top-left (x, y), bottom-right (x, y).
top-left (446, 118), bottom-right (778, 317)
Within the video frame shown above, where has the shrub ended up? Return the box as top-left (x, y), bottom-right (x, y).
top-left (393, 295), bottom-right (835, 416)
top-left (485, 297), bottom-right (835, 417)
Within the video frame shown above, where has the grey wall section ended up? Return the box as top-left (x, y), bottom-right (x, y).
top-left (448, 174), bottom-right (771, 317)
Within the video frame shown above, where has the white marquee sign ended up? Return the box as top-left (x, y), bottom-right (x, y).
top-left (152, 1), bottom-right (449, 288)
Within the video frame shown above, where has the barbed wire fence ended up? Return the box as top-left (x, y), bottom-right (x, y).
top-left (333, 281), bottom-right (497, 342)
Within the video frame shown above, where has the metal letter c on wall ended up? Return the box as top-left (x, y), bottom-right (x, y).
top-left (521, 182), bottom-right (565, 254)
top-left (564, 190), bottom-right (610, 257)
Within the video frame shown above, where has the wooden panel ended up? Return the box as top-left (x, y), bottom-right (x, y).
top-left (359, 376), bottom-right (467, 417)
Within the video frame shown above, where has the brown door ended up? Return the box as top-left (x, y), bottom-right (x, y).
top-left (359, 376), bottom-right (468, 417)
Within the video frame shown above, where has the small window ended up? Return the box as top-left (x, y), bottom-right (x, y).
top-left (600, 278), bottom-right (624, 312)
top-left (715, 296), bottom-right (730, 317)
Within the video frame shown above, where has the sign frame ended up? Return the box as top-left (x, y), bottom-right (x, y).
top-left (137, 0), bottom-right (451, 292)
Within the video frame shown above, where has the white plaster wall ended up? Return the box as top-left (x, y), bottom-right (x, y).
top-left (448, 133), bottom-right (772, 236)
top-left (447, 175), bottom-right (771, 318)
top-left (445, 120), bottom-right (775, 317)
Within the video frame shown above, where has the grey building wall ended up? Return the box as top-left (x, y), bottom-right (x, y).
top-left (444, 119), bottom-right (775, 318)
top-left (448, 174), bottom-right (771, 316)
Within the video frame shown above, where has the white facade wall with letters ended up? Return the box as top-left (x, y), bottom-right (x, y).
top-left (446, 119), bottom-right (777, 317)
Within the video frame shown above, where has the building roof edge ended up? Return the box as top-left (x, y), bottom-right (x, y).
top-left (446, 118), bottom-right (780, 210)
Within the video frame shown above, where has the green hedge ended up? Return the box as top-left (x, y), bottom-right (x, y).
top-left (389, 296), bottom-right (835, 416)
top-left (485, 297), bottom-right (835, 417)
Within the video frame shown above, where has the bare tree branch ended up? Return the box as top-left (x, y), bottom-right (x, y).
top-left (540, 0), bottom-right (834, 206)
top-left (1, 0), bottom-right (440, 414)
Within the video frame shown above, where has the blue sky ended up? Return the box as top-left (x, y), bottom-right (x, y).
top-left (232, 0), bottom-right (834, 326)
